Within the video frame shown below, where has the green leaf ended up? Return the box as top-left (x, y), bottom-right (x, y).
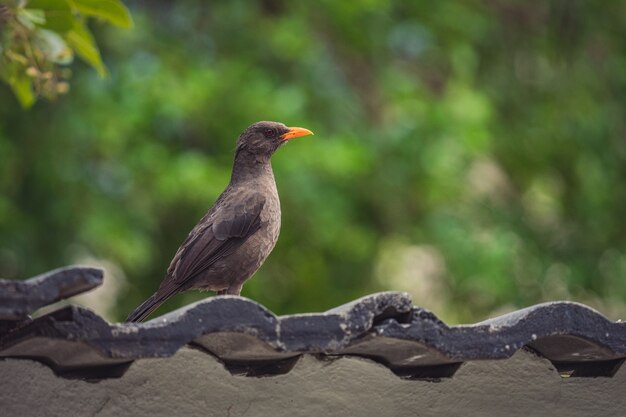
top-left (35, 29), bottom-right (74, 64)
top-left (6, 71), bottom-right (36, 108)
top-left (17, 9), bottom-right (47, 28)
top-left (27, 0), bottom-right (74, 32)
top-left (65, 21), bottom-right (107, 77)
top-left (69, 0), bottom-right (133, 28)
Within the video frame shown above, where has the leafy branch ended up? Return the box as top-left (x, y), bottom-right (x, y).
top-left (0, 0), bottom-right (132, 108)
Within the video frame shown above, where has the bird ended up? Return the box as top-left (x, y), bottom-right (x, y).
top-left (126, 121), bottom-right (314, 322)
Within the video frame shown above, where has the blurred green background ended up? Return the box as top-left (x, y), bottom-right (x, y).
top-left (1, 0), bottom-right (625, 323)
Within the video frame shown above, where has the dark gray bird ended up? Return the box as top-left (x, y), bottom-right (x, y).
top-left (126, 121), bottom-right (313, 322)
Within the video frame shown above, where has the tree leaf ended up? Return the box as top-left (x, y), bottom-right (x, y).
top-left (69, 0), bottom-right (133, 28)
top-left (27, 0), bottom-right (74, 32)
top-left (65, 21), bottom-right (107, 77)
top-left (6, 71), bottom-right (36, 108)
top-left (35, 29), bottom-right (74, 64)
top-left (17, 8), bottom-right (47, 29)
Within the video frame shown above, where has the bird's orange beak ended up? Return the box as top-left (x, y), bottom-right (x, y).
top-left (280, 127), bottom-right (314, 141)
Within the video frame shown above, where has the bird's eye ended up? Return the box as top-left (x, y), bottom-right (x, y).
top-left (263, 128), bottom-right (276, 138)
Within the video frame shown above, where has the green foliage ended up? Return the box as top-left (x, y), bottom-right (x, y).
top-left (0, 1), bottom-right (625, 323)
top-left (0, 0), bottom-right (132, 107)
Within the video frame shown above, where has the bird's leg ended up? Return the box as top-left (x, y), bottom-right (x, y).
top-left (216, 285), bottom-right (241, 295)
top-left (225, 284), bottom-right (242, 296)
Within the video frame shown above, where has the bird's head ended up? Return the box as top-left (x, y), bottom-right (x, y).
top-left (236, 121), bottom-right (314, 158)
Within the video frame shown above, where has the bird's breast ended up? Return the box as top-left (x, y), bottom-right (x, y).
top-left (260, 185), bottom-right (281, 244)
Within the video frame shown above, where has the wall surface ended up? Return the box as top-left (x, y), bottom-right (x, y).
top-left (1, 348), bottom-right (624, 417)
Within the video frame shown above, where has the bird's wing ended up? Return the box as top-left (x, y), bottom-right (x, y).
top-left (164, 192), bottom-right (266, 289)
top-left (126, 194), bottom-right (265, 322)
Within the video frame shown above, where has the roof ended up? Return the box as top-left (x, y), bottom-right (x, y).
top-left (1, 266), bottom-right (624, 380)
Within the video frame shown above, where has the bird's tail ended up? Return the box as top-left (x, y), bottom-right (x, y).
top-left (125, 287), bottom-right (177, 323)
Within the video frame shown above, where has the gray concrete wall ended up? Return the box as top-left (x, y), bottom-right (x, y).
top-left (1, 348), bottom-right (624, 417)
